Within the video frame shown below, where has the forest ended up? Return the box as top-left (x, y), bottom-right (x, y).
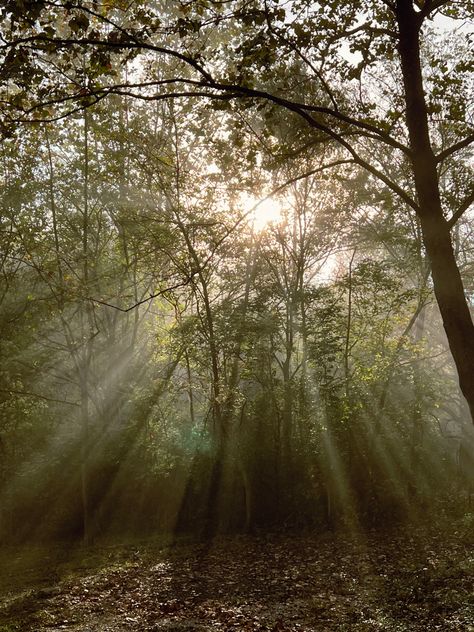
top-left (0, 1), bottom-right (473, 630)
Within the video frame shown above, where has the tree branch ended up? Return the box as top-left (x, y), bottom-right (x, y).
top-left (204, 81), bottom-right (411, 156)
top-left (1, 34), bottom-right (410, 157)
top-left (436, 133), bottom-right (474, 163)
top-left (448, 189), bottom-right (474, 229)
top-left (201, 159), bottom-right (358, 271)
top-left (263, 0), bottom-right (340, 111)
top-left (2, 21), bottom-right (417, 213)
top-left (1, 25), bottom-right (215, 81)
top-left (0, 389), bottom-right (80, 407)
top-left (87, 276), bottom-right (198, 312)
top-left (95, 158), bottom-right (358, 315)
top-left (328, 22), bottom-right (398, 43)
top-left (420, 0), bottom-right (452, 19)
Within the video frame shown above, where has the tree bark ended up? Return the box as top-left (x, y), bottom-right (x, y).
top-left (396, 0), bottom-right (474, 423)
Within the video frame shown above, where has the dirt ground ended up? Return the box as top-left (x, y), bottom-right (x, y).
top-left (0, 521), bottom-right (473, 631)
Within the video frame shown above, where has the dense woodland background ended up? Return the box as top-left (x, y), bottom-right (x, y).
top-left (0, 0), bottom-right (473, 545)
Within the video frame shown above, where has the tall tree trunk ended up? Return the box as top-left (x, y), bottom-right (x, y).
top-left (396, 0), bottom-right (474, 423)
top-left (79, 107), bottom-right (94, 543)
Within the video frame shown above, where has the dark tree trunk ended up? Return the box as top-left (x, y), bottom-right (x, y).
top-left (79, 381), bottom-right (90, 544)
top-left (202, 445), bottom-right (225, 539)
top-left (396, 0), bottom-right (474, 423)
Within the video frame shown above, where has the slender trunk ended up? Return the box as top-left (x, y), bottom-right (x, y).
top-left (171, 111), bottom-right (225, 535)
top-left (225, 238), bottom-right (258, 530)
top-left (396, 0), bottom-right (474, 423)
top-left (188, 246), bottom-right (224, 536)
top-left (202, 437), bottom-right (227, 538)
top-left (409, 308), bottom-right (425, 498)
top-left (80, 380), bottom-right (90, 544)
top-left (344, 250), bottom-right (356, 478)
top-left (173, 190), bottom-right (221, 436)
top-left (80, 108), bottom-right (93, 543)
top-left (227, 237), bottom-right (256, 403)
top-left (46, 120), bottom-right (92, 541)
top-left (201, 238), bottom-right (259, 535)
top-left (83, 110), bottom-right (89, 287)
top-left (185, 351), bottom-right (196, 426)
top-left (344, 249), bottom-right (356, 395)
top-left (46, 129), bottom-right (64, 292)
top-left (297, 213), bottom-right (309, 444)
top-left (238, 457), bottom-right (253, 532)
top-left (281, 357), bottom-right (292, 455)
top-left (281, 259), bottom-right (296, 485)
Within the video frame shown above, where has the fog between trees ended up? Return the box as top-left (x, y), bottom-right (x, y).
top-left (0, 0), bottom-right (473, 542)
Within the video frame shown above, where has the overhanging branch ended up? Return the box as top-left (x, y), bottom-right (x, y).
top-left (1, 31), bottom-right (410, 157)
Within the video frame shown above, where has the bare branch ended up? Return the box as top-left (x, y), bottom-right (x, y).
top-left (448, 189), bottom-right (474, 229)
top-left (436, 133), bottom-right (474, 163)
top-left (88, 277), bottom-right (197, 312)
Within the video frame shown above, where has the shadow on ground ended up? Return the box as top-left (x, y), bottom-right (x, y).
top-left (0, 523), bottom-right (472, 631)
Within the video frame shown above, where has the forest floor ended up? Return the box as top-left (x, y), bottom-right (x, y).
top-left (0, 519), bottom-right (473, 632)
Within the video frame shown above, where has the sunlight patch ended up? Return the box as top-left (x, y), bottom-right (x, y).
top-left (241, 194), bottom-right (284, 231)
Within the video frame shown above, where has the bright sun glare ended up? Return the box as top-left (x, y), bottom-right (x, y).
top-left (243, 195), bottom-right (284, 231)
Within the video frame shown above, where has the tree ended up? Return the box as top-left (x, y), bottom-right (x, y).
top-left (1, 0), bottom-right (472, 421)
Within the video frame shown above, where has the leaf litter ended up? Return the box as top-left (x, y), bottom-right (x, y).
top-left (0, 524), bottom-right (472, 631)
